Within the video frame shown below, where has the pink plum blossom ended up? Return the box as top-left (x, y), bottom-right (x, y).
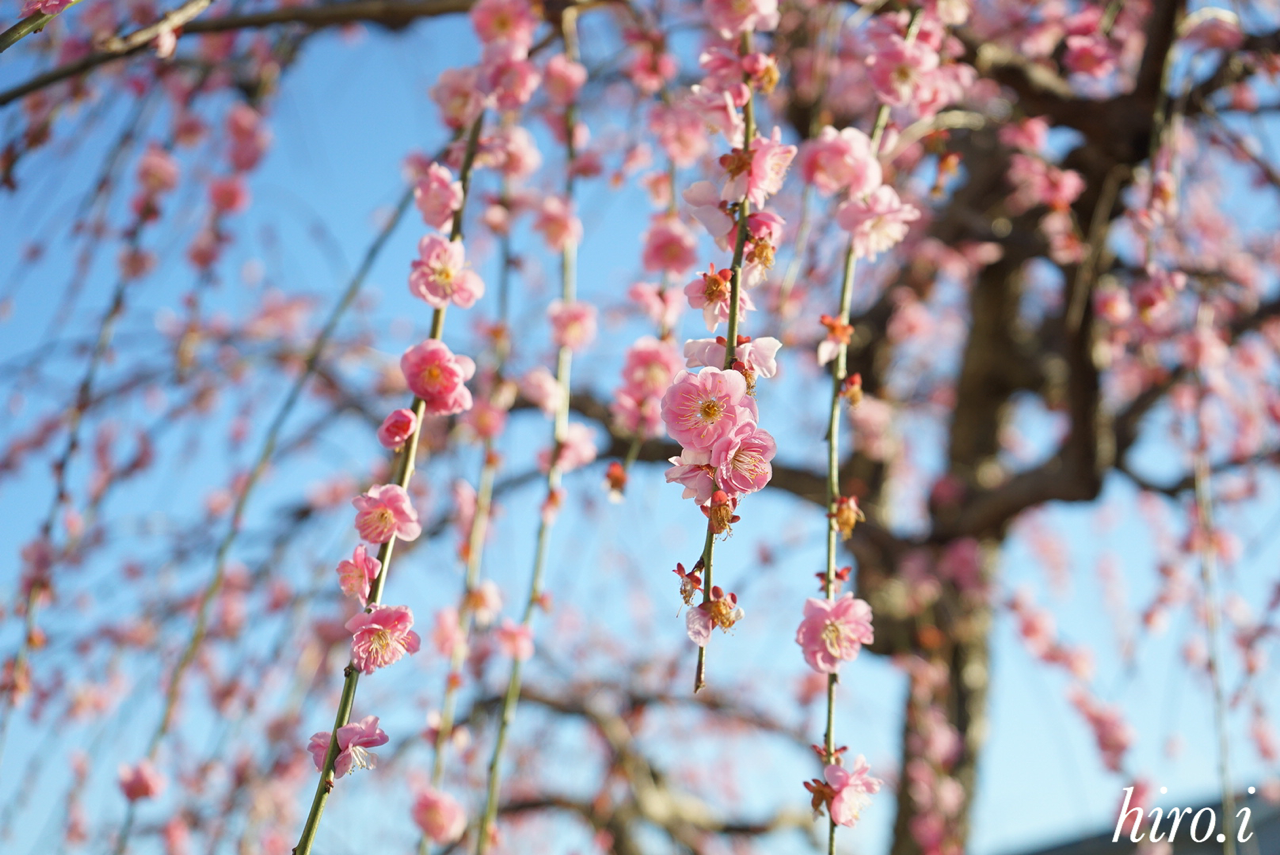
top-left (660, 367), bottom-right (753, 451)
top-left (1182, 9), bottom-right (1243, 51)
top-left (612, 391), bottom-right (663, 438)
top-left (414, 163), bottom-right (463, 231)
top-left (376, 408), bottom-right (418, 449)
top-left (481, 41), bottom-right (541, 109)
top-left (137, 144), bottom-right (179, 195)
top-left (1063, 33), bottom-right (1116, 78)
top-left (520, 366), bottom-right (564, 416)
top-left (352, 484), bottom-right (421, 544)
top-left (649, 102), bottom-right (710, 168)
top-left (999, 117), bottom-right (1049, 153)
top-left (709, 420), bottom-right (776, 496)
top-left (432, 606), bottom-right (467, 658)
top-left (464, 580), bottom-right (503, 627)
top-left (684, 336), bottom-right (781, 379)
top-left (1070, 688), bottom-right (1133, 772)
top-left (119, 248), bottom-right (156, 280)
top-left (686, 586), bottom-right (744, 646)
top-left (461, 397), bottom-right (508, 442)
top-left (539, 421), bottom-right (598, 473)
top-left (836, 185), bottom-right (921, 260)
top-left (336, 544), bottom-right (381, 605)
top-left (495, 618), bottom-right (534, 661)
top-left (307, 715), bottom-right (388, 778)
top-left (621, 337), bottom-right (683, 398)
top-left (346, 604), bottom-right (421, 674)
top-left (722, 127), bottom-right (796, 208)
top-left (867, 35), bottom-right (940, 108)
top-left (491, 125), bottom-right (542, 179)
top-left (628, 41), bottom-right (676, 95)
top-left (1006, 154), bottom-right (1085, 213)
top-left (685, 265), bottom-right (755, 332)
top-left (704, 0), bottom-right (779, 37)
top-left (665, 448), bottom-right (716, 506)
top-left (21, 0), bottom-right (74, 14)
top-left (470, 0), bottom-right (538, 48)
top-left (413, 788), bottom-right (467, 845)
top-left (208, 176), bottom-right (249, 214)
top-left (796, 594), bottom-right (875, 673)
top-left (548, 300), bottom-right (597, 351)
top-left (641, 216), bottom-right (699, 274)
top-left (118, 760), bottom-right (166, 801)
top-left (226, 104), bottom-right (270, 171)
top-left (543, 54), bottom-right (587, 107)
top-left (629, 283), bottom-right (685, 330)
top-left (401, 340), bottom-right (476, 415)
top-left (799, 126), bottom-right (882, 197)
top-left (430, 67), bottom-right (486, 130)
top-left (681, 182), bottom-right (735, 250)
top-left (534, 197), bottom-right (582, 252)
top-left (409, 234), bottom-right (485, 310)
top-left (826, 756), bottom-right (882, 827)
top-left (688, 84), bottom-right (745, 145)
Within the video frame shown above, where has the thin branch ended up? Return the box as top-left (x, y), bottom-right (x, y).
top-left (0, 0), bottom-right (474, 107)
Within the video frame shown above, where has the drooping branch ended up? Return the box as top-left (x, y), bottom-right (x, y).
top-left (0, 0), bottom-right (475, 107)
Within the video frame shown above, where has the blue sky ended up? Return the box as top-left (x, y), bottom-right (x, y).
top-left (3, 5), bottom-right (1280, 855)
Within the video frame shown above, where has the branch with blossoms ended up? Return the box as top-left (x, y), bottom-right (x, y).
top-left (657, 9), bottom-right (791, 696)
top-left (101, 111), bottom-right (446, 853)
top-left (289, 108), bottom-right (487, 854)
top-left (791, 6), bottom-right (932, 848)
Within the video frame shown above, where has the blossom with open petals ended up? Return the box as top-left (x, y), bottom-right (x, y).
top-left (548, 300), bottom-right (597, 351)
top-left (709, 420), bottom-right (776, 497)
top-left (402, 340), bottom-right (475, 416)
top-left (495, 618), bottom-right (534, 661)
top-left (336, 544), bottom-right (381, 605)
top-left (795, 594), bottom-right (874, 674)
top-left (836, 185), bottom-right (920, 260)
top-left (409, 234), bottom-right (484, 310)
top-left (352, 484), bottom-right (421, 544)
top-left (413, 787), bottom-right (466, 844)
top-left (346, 605), bottom-right (421, 674)
top-left (414, 163), bottom-right (463, 230)
top-left (307, 715), bottom-right (389, 778)
top-left (686, 585), bottom-right (744, 646)
top-left (660, 367), bottom-right (753, 451)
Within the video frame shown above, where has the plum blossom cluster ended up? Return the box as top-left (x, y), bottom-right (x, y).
top-left (799, 121), bottom-right (919, 262)
top-left (648, 5), bottom-right (799, 655)
top-left (611, 336), bottom-right (683, 440)
top-left (804, 754), bottom-right (882, 829)
top-left (661, 367), bottom-right (775, 531)
top-left (335, 480), bottom-right (424, 674)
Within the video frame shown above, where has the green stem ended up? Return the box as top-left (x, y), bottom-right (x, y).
top-left (430, 440), bottom-right (498, 787)
top-left (695, 31), bottom-right (756, 694)
top-left (820, 238), bottom-right (858, 855)
top-left (0, 1), bottom-right (85, 54)
top-left (1193, 304), bottom-right (1237, 855)
top-left (474, 15), bottom-right (581, 850)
